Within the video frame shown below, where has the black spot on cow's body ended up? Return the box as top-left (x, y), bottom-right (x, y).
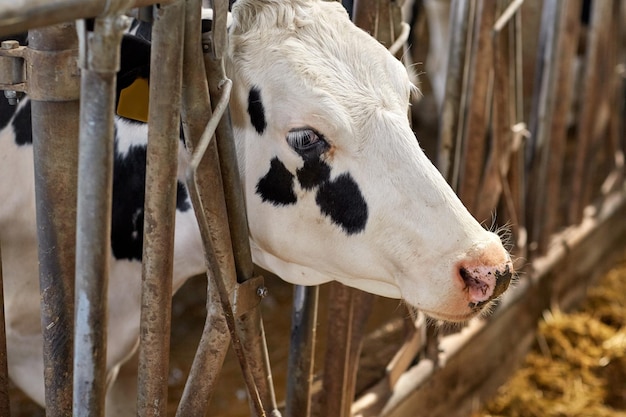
top-left (176, 181), bottom-right (191, 211)
top-left (296, 158), bottom-right (331, 190)
top-left (111, 138), bottom-right (191, 261)
top-left (111, 143), bottom-right (147, 261)
top-left (12, 100), bottom-right (32, 146)
top-left (316, 173), bottom-right (368, 235)
top-left (247, 88), bottom-right (267, 135)
top-left (0, 94), bottom-right (18, 132)
top-left (256, 157), bottom-right (297, 206)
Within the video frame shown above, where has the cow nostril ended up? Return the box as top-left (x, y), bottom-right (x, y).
top-left (459, 267), bottom-right (485, 291)
top-left (459, 267), bottom-right (472, 286)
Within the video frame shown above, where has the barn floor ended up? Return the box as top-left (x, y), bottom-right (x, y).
top-left (473, 252), bottom-right (626, 417)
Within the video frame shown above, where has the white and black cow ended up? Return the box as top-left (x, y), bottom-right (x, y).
top-left (0, 0), bottom-right (513, 415)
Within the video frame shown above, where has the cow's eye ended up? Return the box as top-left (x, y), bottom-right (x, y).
top-left (286, 128), bottom-right (328, 155)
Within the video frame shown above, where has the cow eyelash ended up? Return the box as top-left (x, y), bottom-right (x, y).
top-left (286, 128), bottom-right (328, 154)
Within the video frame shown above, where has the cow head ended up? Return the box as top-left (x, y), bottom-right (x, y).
top-left (227, 0), bottom-right (512, 322)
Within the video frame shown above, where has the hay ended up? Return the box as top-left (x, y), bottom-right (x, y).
top-left (474, 257), bottom-right (626, 417)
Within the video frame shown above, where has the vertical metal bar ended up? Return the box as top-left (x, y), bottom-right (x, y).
top-left (29, 23), bottom-right (80, 417)
top-left (204, 1), bottom-right (280, 413)
top-left (525, 0), bottom-right (559, 249)
top-left (136, 2), bottom-right (185, 416)
top-left (176, 0), bottom-right (232, 414)
top-left (437, 0), bottom-right (473, 180)
top-left (568, 0), bottom-right (614, 224)
top-left (285, 285), bottom-right (319, 417)
top-left (0, 246), bottom-right (10, 416)
top-left (321, 283), bottom-right (373, 417)
top-left (535, 0), bottom-right (582, 252)
top-left (73, 15), bottom-right (127, 417)
top-left (457, 0), bottom-right (495, 216)
top-left (475, 0), bottom-right (512, 222)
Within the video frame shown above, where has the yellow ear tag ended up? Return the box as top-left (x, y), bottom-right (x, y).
top-left (117, 77), bottom-right (150, 122)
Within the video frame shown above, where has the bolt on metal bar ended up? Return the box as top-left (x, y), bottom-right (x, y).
top-left (0, 246), bottom-right (10, 416)
top-left (29, 23), bottom-right (80, 417)
top-left (73, 14), bottom-right (128, 417)
top-left (136, 2), bottom-right (185, 416)
top-left (285, 285), bottom-right (319, 417)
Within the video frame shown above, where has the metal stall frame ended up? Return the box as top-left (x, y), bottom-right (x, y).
top-left (0, 0), bottom-right (624, 417)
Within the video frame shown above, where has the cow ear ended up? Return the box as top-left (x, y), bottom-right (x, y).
top-left (116, 35), bottom-right (151, 122)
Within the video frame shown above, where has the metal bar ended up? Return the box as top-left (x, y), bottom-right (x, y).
top-left (437, 0), bottom-right (472, 180)
top-left (185, 106), bottom-right (269, 417)
top-left (576, 0), bottom-right (620, 219)
top-left (475, 0), bottom-right (513, 223)
top-left (321, 283), bottom-right (374, 417)
top-left (0, 246), bottom-right (10, 416)
top-left (204, 1), bottom-right (280, 413)
top-left (136, 2), bottom-right (185, 416)
top-left (285, 285), bottom-right (319, 417)
top-left (458, 0), bottom-right (495, 217)
top-left (29, 23), bottom-right (80, 417)
top-left (535, 0), bottom-right (582, 252)
top-left (0, 0), bottom-right (171, 37)
top-left (176, 0), bottom-right (232, 414)
top-left (72, 15), bottom-right (127, 417)
top-left (568, 0), bottom-right (613, 224)
top-left (525, 0), bottom-right (559, 249)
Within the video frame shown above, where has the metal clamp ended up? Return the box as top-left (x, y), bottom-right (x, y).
top-left (0, 38), bottom-right (80, 102)
top-left (0, 41), bottom-right (26, 104)
top-left (232, 275), bottom-right (267, 318)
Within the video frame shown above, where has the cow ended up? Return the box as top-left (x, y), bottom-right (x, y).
top-left (0, 0), bottom-right (513, 415)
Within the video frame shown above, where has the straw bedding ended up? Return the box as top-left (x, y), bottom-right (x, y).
top-left (474, 255), bottom-right (626, 417)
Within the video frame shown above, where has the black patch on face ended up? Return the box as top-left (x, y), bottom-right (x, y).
top-left (247, 87), bottom-right (267, 135)
top-left (111, 135), bottom-right (191, 261)
top-left (296, 158), bottom-right (331, 191)
top-left (11, 100), bottom-right (32, 146)
top-left (316, 173), bottom-right (368, 235)
top-left (256, 157), bottom-right (297, 206)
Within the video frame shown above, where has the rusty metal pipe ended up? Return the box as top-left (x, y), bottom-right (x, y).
top-left (0, 0), bottom-right (172, 37)
top-left (285, 285), bottom-right (319, 417)
top-left (136, 2), bottom-right (185, 416)
top-left (321, 283), bottom-right (373, 417)
top-left (73, 15), bottom-right (127, 417)
top-left (29, 23), bottom-right (80, 417)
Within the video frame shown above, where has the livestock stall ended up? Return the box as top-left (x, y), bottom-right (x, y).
top-left (0, 0), bottom-right (624, 417)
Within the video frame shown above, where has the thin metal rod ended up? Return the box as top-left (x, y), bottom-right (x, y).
top-left (285, 285), bottom-right (319, 417)
top-left (136, 2), bottom-right (185, 416)
top-left (0, 246), bottom-right (10, 416)
top-left (0, 0), bottom-right (171, 37)
top-left (493, 0), bottom-right (523, 32)
top-left (73, 15), bottom-right (127, 417)
top-left (30, 23), bottom-right (80, 417)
